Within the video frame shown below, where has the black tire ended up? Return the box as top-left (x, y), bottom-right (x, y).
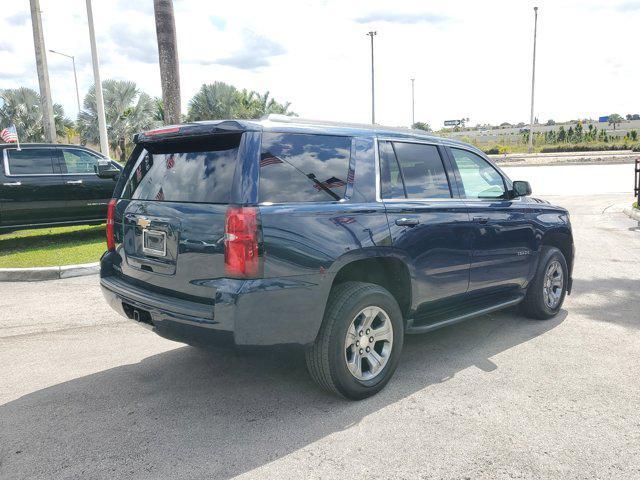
top-left (521, 246), bottom-right (568, 320)
top-left (305, 281), bottom-right (404, 400)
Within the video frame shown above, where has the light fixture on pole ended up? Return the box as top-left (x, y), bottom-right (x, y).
top-left (366, 31), bottom-right (377, 124)
top-left (49, 49), bottom-right (81, 118)
top-left (528, 6), bottom-right (539, 153)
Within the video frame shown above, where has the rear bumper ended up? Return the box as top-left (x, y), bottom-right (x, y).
top-left (100, 272), bottom-right (328, 347)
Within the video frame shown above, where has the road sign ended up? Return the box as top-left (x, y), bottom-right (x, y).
top-left (444, 120), bottom-right (461, 127)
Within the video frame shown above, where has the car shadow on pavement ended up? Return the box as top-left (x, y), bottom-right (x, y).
top-left (1, 308), bottom-right (565, 479)
top-left (570, 277), bottom-right (640, 329)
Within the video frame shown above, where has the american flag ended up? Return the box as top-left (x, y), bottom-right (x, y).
top-left (135, 165), bottom-right (143, 182)
top-left (155, 187), bottom-right (165, 201)
top-left (313, 176), bottom-right (346, 191)
top-left (1, 124), bottom-right (18, 143)
top-left (166, 154), bottom-right (175, 170)
top-left (259, 155), bottom-right (283, 168)
top-left (347, 167), bottom-right (355, 183)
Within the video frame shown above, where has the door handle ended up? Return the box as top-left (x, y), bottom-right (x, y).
top-left (473, 216), bottom-right (489, 224)
top-left (395, 217), bottom-right (420, 227)
top-left (66, 180), bottom-right (83, 185)
top-left (2, 181), bottom-right (21, 186)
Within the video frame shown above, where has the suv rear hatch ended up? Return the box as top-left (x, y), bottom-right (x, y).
top-left (110, 131), bottom-right (259, 301)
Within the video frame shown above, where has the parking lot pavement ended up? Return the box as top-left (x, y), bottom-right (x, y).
top-left (1, 194), bottom-right (639, 480)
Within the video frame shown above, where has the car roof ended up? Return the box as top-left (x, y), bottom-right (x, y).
top-left (135, 116), bottom-right (483, 154)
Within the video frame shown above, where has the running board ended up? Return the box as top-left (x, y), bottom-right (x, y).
top-left (405, 294), bottom-right (525, 335)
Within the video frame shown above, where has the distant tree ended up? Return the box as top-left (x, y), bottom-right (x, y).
top-left (630, 130), bottom-right (638, 141)
top-left (557, 126), bottom-right (566, 142)
top-left (546, 119), bottom-right (556, 126)
top-left (412, 121), bottom-right (432, 132)
top-left (631, 114), bottom-right (640, 121)
top-left (499, 122), bottom-right (511, 127)
top-left (608, 113), bottom-right (623, 130)
top-left (567, 126), bottom-right (574, 142)
top-left (574, 121), bottom-right (583, 143)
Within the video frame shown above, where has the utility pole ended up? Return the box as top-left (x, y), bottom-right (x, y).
top-left (29, 0), bottom-right (56, 143)
top-left (49, 50), bottom-right (81, 117)
top-left (410, 77), bottom-right (415, 127)
top-left (86, 0), bottom-right (109, 156)
top-left (154, 0), bottom-right (181, 125)
top-left (366, 31), bottom-right (377, 124)
top-left (528, 6), bottom-right (539, 153)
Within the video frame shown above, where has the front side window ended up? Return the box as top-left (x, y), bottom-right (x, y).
top-left (259, 133), bottom-right (352, 203)
top-left (379, 141), bottom-right (451, 199)
top-left (121, 134), bottom-right (241, 203)
top-left (450, 148), bottom-right (506, 199)
top-left (6, 148), bottom-right (55, 175)
top-left (61, 149), bottom-right (100, 174)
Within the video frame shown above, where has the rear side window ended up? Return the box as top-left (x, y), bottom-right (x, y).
top-left (5, 148), bottom-right (55, 175)
top-left (379, 141), bottom-right (451, 199)
top-left (121, 134), bottom-right (241, 203)
top-left (259, 133), bottom-right (352, 203)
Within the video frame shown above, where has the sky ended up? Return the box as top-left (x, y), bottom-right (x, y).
top-left (0, 0), bottom-right (639, 129)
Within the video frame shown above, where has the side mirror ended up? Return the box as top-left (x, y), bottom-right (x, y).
top-left (512, 180), bottom-right (532, 197)
top-left (95, 160), bottom-right (120, 180)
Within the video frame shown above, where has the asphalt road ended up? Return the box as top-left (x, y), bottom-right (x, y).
top-left (1, 192), bottom-right (639, 478)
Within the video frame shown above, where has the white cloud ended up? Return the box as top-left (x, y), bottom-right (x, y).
top-left (0, 0), bottom-right (638, 128)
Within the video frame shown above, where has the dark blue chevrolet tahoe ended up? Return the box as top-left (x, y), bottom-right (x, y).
top-left (100, 116), bottom-right (574, 399)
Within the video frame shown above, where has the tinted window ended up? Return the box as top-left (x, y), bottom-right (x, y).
top-left (6, 148), bottom-right (55, 175)
top-left (259, 133), bottom-right (352, 203)
top-left (379, 141), bottom-right (405, 198)
top-left (61, 149), bottom-right (100, 174)
top-left (381, 142), bottom-right (451, 199)
top-left (450, 148), bottom-right (506, 199)
top-left (121, 134), bottom-right (241, 203)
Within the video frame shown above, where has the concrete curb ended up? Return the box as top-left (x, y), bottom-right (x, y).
top-left (623, 207), bottom-right (640, 222)
top-left (0, 262), bottom-right (99, 282)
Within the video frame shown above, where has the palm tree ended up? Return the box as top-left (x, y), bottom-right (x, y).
top-left (77, 79), bottom-right (157, 161)
top-left (186, 82), bottom-right (240, 121)
top-left (0, 87), bottom-right (72, 142)
top-left (153, 0), bottom-right (181, 125)
top-left (187, 82), bottom-right (296, 121)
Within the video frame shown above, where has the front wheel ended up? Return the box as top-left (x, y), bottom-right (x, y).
top-left (305, 282), bottom-right (404, 400)
top-left (521, 246), bottom-right (568, 320)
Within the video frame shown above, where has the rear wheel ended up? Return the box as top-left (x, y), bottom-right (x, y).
top-left (305, 281), bottom-right (404, 400)
top-left (521, 246), bottom-right (568, 320)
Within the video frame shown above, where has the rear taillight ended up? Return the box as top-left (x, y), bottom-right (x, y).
top-left (106, 198), bottom-right (116, 251)
top-left (224, 206), bottom-right (260, 278)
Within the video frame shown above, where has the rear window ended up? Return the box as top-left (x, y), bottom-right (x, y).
top-left (121, 134), bottom-right (241, 203)
top-left (5, 148), bottom-right (55, 175)
top-left (259, 133), bottom-right (352, 203)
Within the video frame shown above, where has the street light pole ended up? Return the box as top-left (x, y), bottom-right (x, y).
top-left (528, 6), bottom-right (539, 153)
top-left (366, 31), bottom-right (377, 124)
top-left (85, 0), bottom-right (109, 157)
top-left (29, 0), bottom-right (57, 143)
top-left (49, 50), bottom-right (81, 117)
top-left (410, 77), bottom-right (415, 127)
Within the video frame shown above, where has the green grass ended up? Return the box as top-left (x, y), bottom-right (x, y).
top-left (0, 224), bottom-right (106, 268)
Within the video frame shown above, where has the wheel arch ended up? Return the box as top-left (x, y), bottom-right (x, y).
top-left (326, 250), bottom-right (414, 318)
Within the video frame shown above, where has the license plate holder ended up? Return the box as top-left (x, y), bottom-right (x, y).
top-left (142, 229), bottom-right (166, 257)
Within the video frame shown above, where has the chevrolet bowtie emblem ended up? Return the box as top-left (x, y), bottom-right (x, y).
top-left (137, 217), bottom-right (151, 229)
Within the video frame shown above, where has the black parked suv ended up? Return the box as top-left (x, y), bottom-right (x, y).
top-left (0, 143), bottom-right (121, 230)
top-left (100, 117), bottom-right (574, 399)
